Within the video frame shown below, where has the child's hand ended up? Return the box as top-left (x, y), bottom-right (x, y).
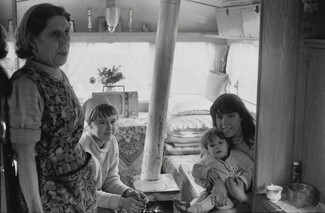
top-left (125, 189), bottom-right (149, 205)
top-left (207, 169), bottom-right (219, 183)
top-left (120, 197), bottom-right (146, 213)
top-left (211, 179), bottom-right (228, 207)
top-left (225, 177), bottom-right (247, 203)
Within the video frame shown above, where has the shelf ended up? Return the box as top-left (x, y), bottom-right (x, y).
top-left (205, 33), bottom-right (259, 45)
top-left (6, 31), bottom-right (258, 45)
top-left (70, 32), bottom-right (227, 44)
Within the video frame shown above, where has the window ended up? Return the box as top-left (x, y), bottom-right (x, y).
top-left (61, 42), bottom-right (219, 104)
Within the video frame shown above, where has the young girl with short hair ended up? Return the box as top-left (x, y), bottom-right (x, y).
top-left (79, 96), bottom-right (148, 213)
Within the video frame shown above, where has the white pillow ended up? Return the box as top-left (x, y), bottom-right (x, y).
top-left (205, 71), bottom-right (229, 102)
top-left (168, 95), bottom-right (213, 116)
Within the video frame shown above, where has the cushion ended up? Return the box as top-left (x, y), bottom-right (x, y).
top-left (165, 114), bottom-right (212, 148)
top-left (204, 71), bottom-right (229, 102)
top-left (168, 95), bottom-right (213, 116)
top-left (164, 143), bottom-right (201, 155)
top-left (166, 114), bottom-right (212, 132)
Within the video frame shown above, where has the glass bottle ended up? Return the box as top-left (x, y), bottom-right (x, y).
top-left (290, 161), bottom-right (302, 183)
top-left (87, 9), bottom-right (92, 32)
top-left (128, 10), bottom-right (133, 32)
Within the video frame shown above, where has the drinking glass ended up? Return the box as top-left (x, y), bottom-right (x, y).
top-left (105, 7), bottom-right (120, 33)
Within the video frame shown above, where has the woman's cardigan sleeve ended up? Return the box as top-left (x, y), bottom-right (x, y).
top-left (232, 149), bottom-right (254, 190)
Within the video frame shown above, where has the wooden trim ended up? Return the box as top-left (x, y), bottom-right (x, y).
top-left (205, 33), bottom-right (259, 43)
top-left (304, 39), bottom-right (325, 48)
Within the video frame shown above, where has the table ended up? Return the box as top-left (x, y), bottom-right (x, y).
top-left (132, 173), bottom-right (181, 213)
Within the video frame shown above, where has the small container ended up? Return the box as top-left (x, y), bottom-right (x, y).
top-left (142, 23), bottom-right (151, 32)
top-left (291, 161), bottom-right (302, 183)
top-left (266, 184), bottom-right (283, 202)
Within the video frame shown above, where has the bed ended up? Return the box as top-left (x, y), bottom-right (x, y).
top-left (161, 95), bottom-right (214, 202)
top-left (164, 95), bottom-right (214, 156)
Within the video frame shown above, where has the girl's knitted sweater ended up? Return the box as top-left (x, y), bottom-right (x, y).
top-left (79, 130), bottom-right (129, 210)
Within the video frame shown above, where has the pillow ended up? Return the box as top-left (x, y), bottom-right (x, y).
top-left (205, 71), bottom-right (229, 102)
top-left (167, 114), bottom-right (212, 132)
top-left (168, 95), bottom-right (213, 116)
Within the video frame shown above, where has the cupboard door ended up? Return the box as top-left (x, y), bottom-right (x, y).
top-left (303, 46), bottom-right (325, 203)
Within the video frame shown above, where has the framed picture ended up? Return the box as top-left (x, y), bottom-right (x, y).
top-left (98, 16), bottom-right (107, 32)
top-left (69, 20), bottom-right (75, 33)
top-left (7, 19), bottom-right (14, 33)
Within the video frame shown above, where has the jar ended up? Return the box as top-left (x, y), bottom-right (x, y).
top-left (290, 161), bottom-right (302, 183)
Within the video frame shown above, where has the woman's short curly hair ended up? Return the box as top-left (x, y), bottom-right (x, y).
top-left (15, 3), bottom-right (71, 59)
top-left (0, 25), bottom-right (8, 59)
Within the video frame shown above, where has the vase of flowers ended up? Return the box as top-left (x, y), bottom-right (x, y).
top-left (90, 65), bottom-right (125, 91)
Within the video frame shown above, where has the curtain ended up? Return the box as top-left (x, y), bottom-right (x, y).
top-left (62, 42), bottom-right (218, 104)
top-left (226, 43), bottom-right (259, 106)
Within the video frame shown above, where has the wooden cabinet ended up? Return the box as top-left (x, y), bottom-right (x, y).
top-left (302, 40), bottom-right (325, 202)
top-left (253, 0), bottom-right (325, 211)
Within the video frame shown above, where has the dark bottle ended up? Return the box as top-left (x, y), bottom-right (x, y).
top-left (290, 161), bottom-right (302, 183)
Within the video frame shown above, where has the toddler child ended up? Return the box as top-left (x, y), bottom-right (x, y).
top-left (79, 96), bottom-right (148, 213)
top-left (173, 127), bottom-right (253, 213)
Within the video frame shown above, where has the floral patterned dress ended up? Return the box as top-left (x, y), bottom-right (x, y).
top-left (11, 63), bottom-right (97, 212)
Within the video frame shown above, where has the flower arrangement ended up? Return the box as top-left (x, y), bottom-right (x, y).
top-left (90, 65), bottom-right (125, 86)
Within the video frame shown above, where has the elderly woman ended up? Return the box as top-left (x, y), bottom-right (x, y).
top-left (7, 4), bottom-right (98, 212)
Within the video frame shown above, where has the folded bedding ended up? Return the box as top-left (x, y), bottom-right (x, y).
top-left (165, 135), bottom-right (200, 145)
top-left (166, 114), bottom-right (212, 145)
top-left (164, 143), bottom-right (201, 155)
top-left (166, 114), bottom-right (212, 132)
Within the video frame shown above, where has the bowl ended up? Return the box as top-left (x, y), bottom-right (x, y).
top-left (266, 184), bottom-right (283, 202)
top-left (287, 183), bottom-right (319, 208)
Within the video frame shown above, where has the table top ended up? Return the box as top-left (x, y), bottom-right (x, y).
top-left (132, 173), bottom-right (180, 194)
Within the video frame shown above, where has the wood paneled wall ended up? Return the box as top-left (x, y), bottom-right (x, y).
top-left (256, 0), bottom-right (325, 204)
top-left (254, 0), bottom-right (302, 190)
